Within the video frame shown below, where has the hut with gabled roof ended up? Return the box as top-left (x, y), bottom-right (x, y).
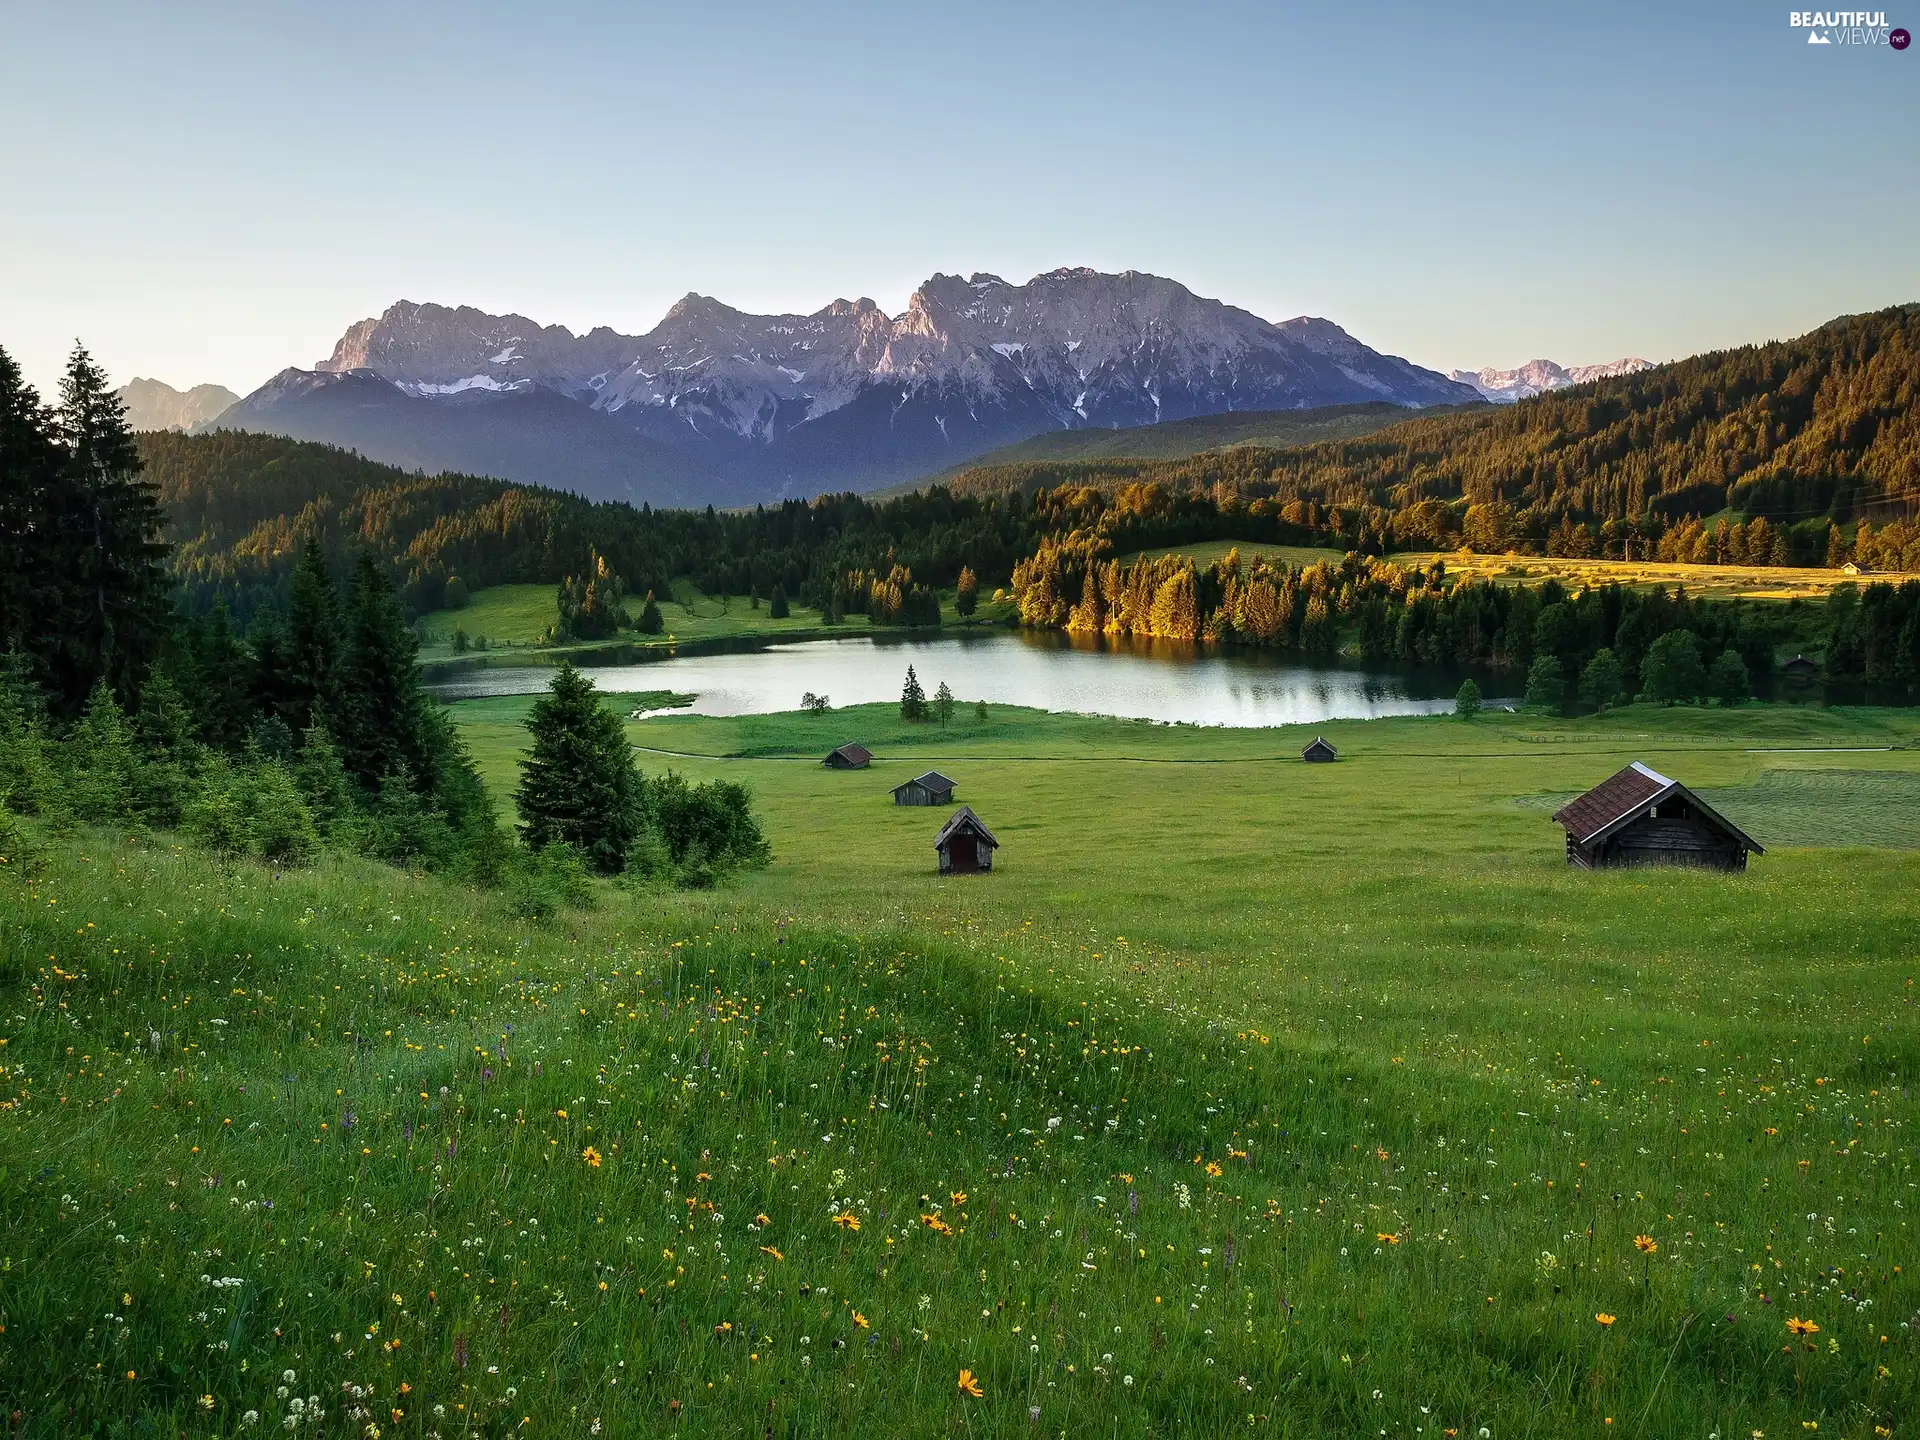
top-left (934, 806), bottom-right (998, 874)
top-left (1552, 762), bottom-right (1762, 871)
top-left (823, 743), bottom-right (872, 770)
top-left (892, 770), bottom-right (956, 806)
top-left (1302, 736), bottom-right (1337, 763)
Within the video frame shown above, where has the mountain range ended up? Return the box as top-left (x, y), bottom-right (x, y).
top-left (117, 377), bottom-right (240, 432)
top-left (201, 268), bottom-right (1483, 504)
top-left (1447, 357), bottom-right (1655, 403)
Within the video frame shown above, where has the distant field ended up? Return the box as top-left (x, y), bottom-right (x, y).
top-left (1116, 538), bottom-right (1345, 569)
top-left (1396, 550), bottom-right (1916, 599)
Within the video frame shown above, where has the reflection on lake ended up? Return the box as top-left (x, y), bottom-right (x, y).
top-left (430, 631), bottom-right (1511, 728)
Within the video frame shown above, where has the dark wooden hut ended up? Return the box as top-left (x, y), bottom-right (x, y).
top-left (823, 743), bottom-right (872, 770)
top-left (934, 806), bottom-right (998, 874)
top-left (1302, 736), bottom-right (1338, 763)
top-left (892, 770), bottom-right (956, 806)
top-left (1552, 762), bottom-right (1762, 872)
top-left (1781, 653), bottom-right (1819, 683)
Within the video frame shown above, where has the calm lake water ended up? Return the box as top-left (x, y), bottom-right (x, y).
top-left (430, 632), bottom-right (1511, 728)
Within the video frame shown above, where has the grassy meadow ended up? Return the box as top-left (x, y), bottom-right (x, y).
top-left (1396, 552), bottom-right (1918, 602)
top-left (1114, 540), bottom-right (1346, 571)
top-left (4, 699), bottom-right (1919, 1437)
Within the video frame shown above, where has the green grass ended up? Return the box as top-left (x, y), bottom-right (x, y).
top-left (5, 701), bottom-right (1919, 1436)
top-left (417, 583), bottom-right (1015, 673)
top-left (1115, 539), bottom-right (1346, 570)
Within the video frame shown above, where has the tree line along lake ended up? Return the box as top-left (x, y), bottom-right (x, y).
top-left (424, 630), bottom-right (1513, 726)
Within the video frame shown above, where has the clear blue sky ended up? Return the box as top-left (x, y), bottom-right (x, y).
top-left (2, 1), bottom-right (1915, 397)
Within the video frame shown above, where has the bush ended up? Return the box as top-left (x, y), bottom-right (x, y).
top-left (508, 842), bottom-right (596, 919)
top-left (801, 692), bottom-right (831, 714)
top-left (185, 757), bottom-right (319, 867)
top-left (644, 771), bottom-right (771, 878)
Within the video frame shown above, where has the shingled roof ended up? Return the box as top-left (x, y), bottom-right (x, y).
top-left (933, 806), bottom-right (998, 851)
top-left (1552, 762), bottom-right (1762, 852)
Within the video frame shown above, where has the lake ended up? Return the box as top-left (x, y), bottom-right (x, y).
top-left (428, 631), bottom-right (1511, 727)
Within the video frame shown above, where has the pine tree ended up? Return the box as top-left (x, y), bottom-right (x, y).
top-left (899, 665), bottom-right (926, 720)
top-left (934, 680), bottom-right (955, 727)
top-left (293, 722), bottom-right (355, 837)
top-left (1453, 677), bottom-right (1482, 719)
top-left (515, 662), bottom-right (642, 874)
top-left (769, 584), bottom-right (790, 619)
top-left (0, 347), bottom-right (63, 665)
top-left (637, 591), bottom-right (664, 634)
top-left (37, 346), bottom-right (172, 711)
top-left (0, 651), bottom-right (55, 816)
top-left (65, 681), bottom-right (143, 823)
top-left (285, 541), bottom-right (342, 734)
top-left (337, 552), bottom-right (426, 791)
top-left (187, 599), bottom-right (255, 749)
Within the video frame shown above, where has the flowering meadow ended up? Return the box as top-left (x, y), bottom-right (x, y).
top-left (2, 702), bottom-right (1917, 1437)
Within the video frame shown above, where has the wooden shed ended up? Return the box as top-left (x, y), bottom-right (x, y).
top-left (934, 806), bottom-right (998, 874)
top-left (1302, 736), bottom-right (1338, 763)
top-left (1781, 653), bottom-right (1819, 683)
top-left (1552, 762), bottom-right (1762, 872)
top-left (823, 743), bottom-right (872, 770)
top-left (892, 770), bottom-right (956, 806)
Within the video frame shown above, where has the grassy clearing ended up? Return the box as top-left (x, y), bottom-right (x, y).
top-left (416, 583), bottom-right (1016, 671)
top-left (1395, 551), bottom-right (1918, 600)
top-left (4, 702), bottom-right (1918, 1436)
top-left (1116, 540), bottom-right (1345, 570)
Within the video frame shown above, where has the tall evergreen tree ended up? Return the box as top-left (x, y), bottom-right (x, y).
top-left (187, 599), bottom-right (254, 749)
top-left (899, 665), bottom-right (926, 720)
top-left (45, 346), bottom-right (171, 710)
top-left (284, 540), bottom-right (343, 735)
top-left (514, 662), bottom-right (642, 874)
top-left (0, 347), bottom-right (63, 669)
top-left (338, 552), bottom-right (426, 790)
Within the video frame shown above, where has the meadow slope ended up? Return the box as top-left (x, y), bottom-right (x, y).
top-left (3, 704), bottom-right (1917, 1437)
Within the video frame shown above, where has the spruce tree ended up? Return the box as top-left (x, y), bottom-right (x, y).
top-left (515, 662), bottom-right (642, 874)
top-left (40, 346), bottom-right (172, 711)
top-left (285, 541), bottom-right (342, 735)
top-left (934, 680), bottom-right (955, 727)
top-left (0, 347), bottom-right (62, 663)
top-left (955, 566), bottom-right (978, 617)
top-left (1453, 677), bottom-right (1482, 719)
top-left (337, 552), bottom-right (426, 791)
top-left (188, 599), bottom-right (254, 749)
top-left (899, 665), bottom-right (926, 720)
top-left (637, 591), bottom-right (664, 635)
top-left (769, 584), bottom-right (789, 619)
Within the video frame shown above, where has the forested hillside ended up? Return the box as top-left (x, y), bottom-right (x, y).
top-left (950, 305), bottom-right (1920, 545)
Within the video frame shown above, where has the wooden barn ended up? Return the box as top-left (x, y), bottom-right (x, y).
top-left (1302, 736), bottom-right (1338, 763)
top-left (1781, 653), bottom-right (1819, 683)
top-left (1552, 762), bottom-right (1762, 872)
top-left (823, 743), bottom-right (872, 770)
top-left (934, 807), bottom-right (998, 874)
top-left (892, 770), bottom-right (956, 806)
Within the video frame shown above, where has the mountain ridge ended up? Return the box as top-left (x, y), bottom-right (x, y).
top-left (208, 268), bottom-right (1482, 503)
top-left (117, 377), bottom-right (240, 432)
top-left (1448, 356), bottom-right (1655, 403)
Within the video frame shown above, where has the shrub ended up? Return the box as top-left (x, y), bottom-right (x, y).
top-left (508, 842), bottom-right (596, 919)
top-left (769, 585), bottom-right (790, 619)
top-left (185, 757), bottom-right (319, 866)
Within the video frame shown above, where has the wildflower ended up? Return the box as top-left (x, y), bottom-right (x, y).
top-left (754, 1212), bottom-right (771, 1227)
top-left (951, 1191), bottom-right (967, 1205)
top-left (760, 1246), bottom-right (784, 1261)
top-left (1595, 1313), bottom-right (1616, 1327)
top-left (852, 1311), bottom-right (869, 1329)
top-left (958, 1367), bottom-right (984, 1398)
top-left (1633, 1235), bottom-right (1657, 1255)
top-left (1377, 1232), bottom-right (1400, 1246)
top-left (582, 1147), bottom-right (602, 1167)
top-left (831, 1213), bottom-right (860, 1231)
top-left (714, 1321), bottom-right (733, 1335)
top-left (200, 1395), bottom-right (215, 1410)
top-left (1786, 1317), bottom-right (1819, 1336)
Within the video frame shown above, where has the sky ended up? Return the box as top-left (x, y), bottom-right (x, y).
top-left (1, 1), bottom-right (1915, 398)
